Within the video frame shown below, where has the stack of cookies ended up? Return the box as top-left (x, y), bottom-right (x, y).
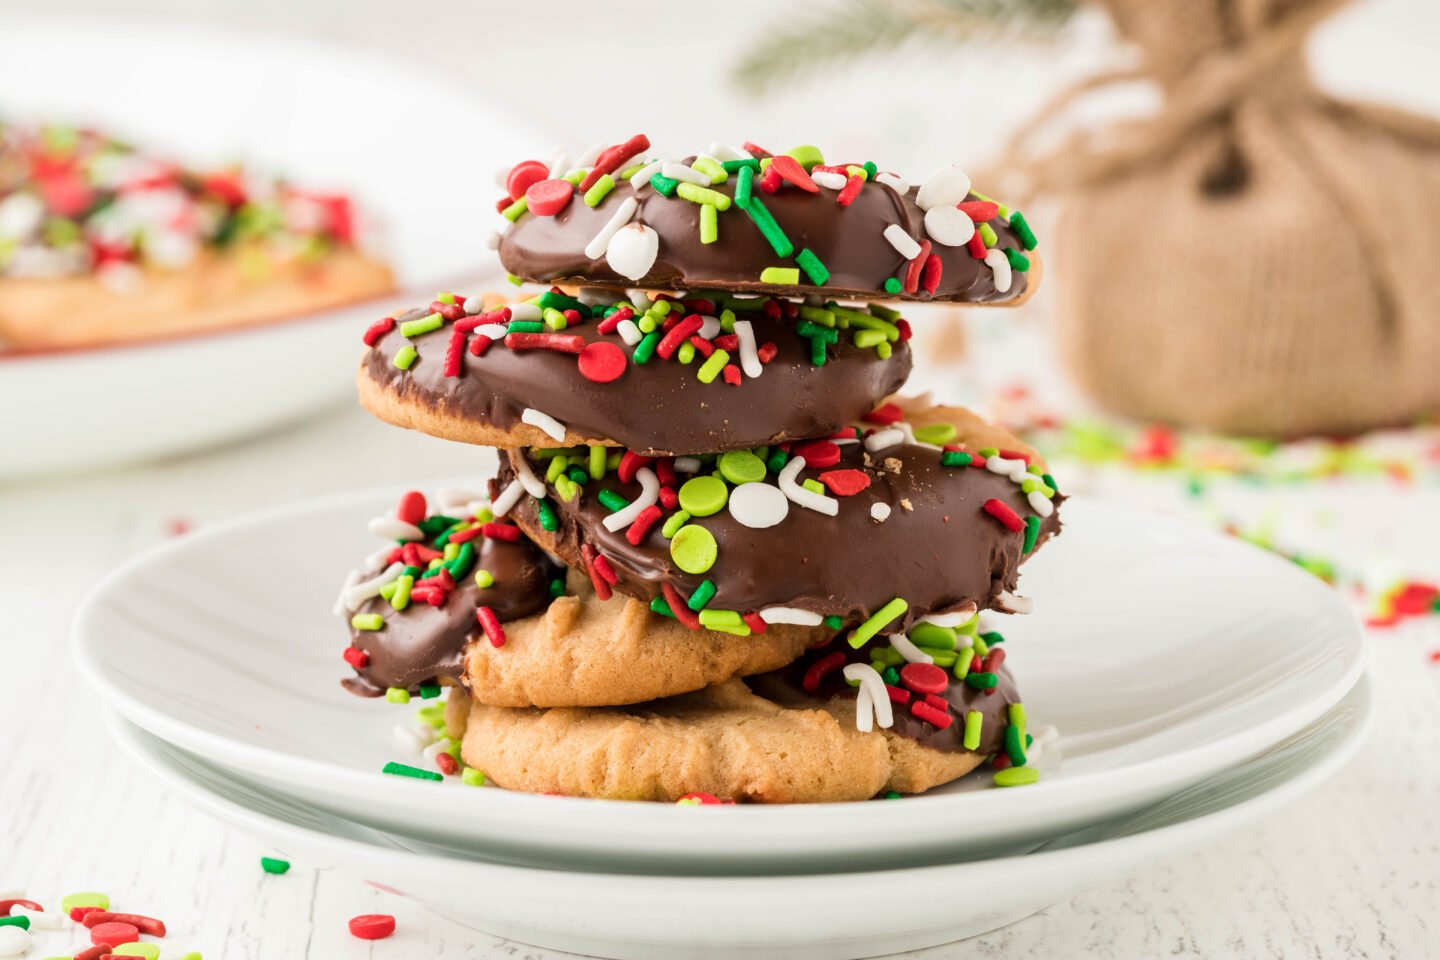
top-left (337, 136), bottom-right (1061, 803)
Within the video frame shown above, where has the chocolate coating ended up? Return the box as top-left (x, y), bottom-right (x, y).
top-left (499, 441), bottom-right (1060, 633)
top-left (342, 536), bottom-right (560, 696)
top-left (363, 304), bottom-right (911, 456)
top-left (748, 638), bottom-right (1021, 755)
top-left (499, 164), bottom-right (1031, 304)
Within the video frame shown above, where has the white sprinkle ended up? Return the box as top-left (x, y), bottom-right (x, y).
top-left (0, 926), bottom-right (31, 956)
top-left (727, 481), bottom-right (789, 529)
top-left (463, 296), bottom-right (485, 315)
top-left (984, 247), bottom-right (1013, 293)
top-left (882, 224), bottom-right (922, 260)
top-left (11, 905), bottom-right (60, 931)
top-left (734, 319), bottom-right (762, 378)
top-left (844, 662), bottom-right (894, 730)
top-left (919, 606), bottom-right (977, 628)
top-left (759, 606), bottom-right (824, 626)
top-left (870, 502), bottom-right (892, 523)
top-left (393, 723), bottom-right (431, 754)
top-left (509, 302), bottom-right (542, 321)
top-left (627, 288), bottom-right (653, 310)
top-left (512, 453), bottom-right (548, 498)
top-left (475, 322), bottom-right (509, 340)
top-left (1029, 491), bottom-right (1055, 517)
top-left (605, 222), bottom-right (659, 281)
top-left (628, 159), bottom-right (663, 190)
top-left (996, 590), bottom-right (1035, 615)
top-left (864, 428), bottom-right (906, 453)
top-left (491, 478), bottom-right (526, 517)
top-left (778, 457), bottom-right (839, 516)
top-left (616, 318), bottom-right (644, 345)
top-left (875, 172), bottom-right (909, 193)
top-left (923, 205), bottom-right (976, 247)
top-left (660, 161), bottom-right (710, 185)
top-left (344, 562), bottom-right (406, 612)
top-left (854, 684), bottom-right (875, 733)
top-left (707, 141), bottom-right (752, 161)
top-left (522, 407), bottom-right (568, 442)
top-left (369, 517), bottom-right (424, 541)
top-left (584, 196), bottom-right (638, 259)
top-left (812, 170), bottom-right (848, 191)
top-left (577, 141), bottom-right (605, 167)
top-left (423, 738), bottom-right (455, 764)
top-left (332, 569), bottom-right (362, 617)
top-left (888, 632), bottom-right (934, 665)
top-left (697, 314), bottom-right (722, 339)
top-left (547, 147), bottom-right (570, 178)
top-left (493, 216), bottom-right (512, 236)
top-left (674, 456), bottom-right (702, 474)
top-left (364, 545), bottom-right (395, 569)
top-left (986, 455), bottom-right (1030, 482)
top-left (602, 467), bottom-right (660, 532)
top-left (484, 231), bottom-right (502, 250)
top-left (915, 164), bottom-right (972, 210)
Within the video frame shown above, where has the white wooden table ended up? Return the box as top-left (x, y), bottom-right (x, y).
top-left (3, 397), bottom-right (1438, 959)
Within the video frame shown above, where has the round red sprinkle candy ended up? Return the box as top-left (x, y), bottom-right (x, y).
top-left (577, 341), bottom-right (627, 383)
top-left (791, 440), bottom-right (841, 469)
top-left (90, 921), bottom-right (140, 948)
top-left (396, 490), bottom-right (427, 526)
top-left (678, 792), bottom-right (724, 805)
top-left (349, 914), bottom-right (397, 940)
top-left (901, 662), bottom-right (949, 696)
top-left (818, 469), bottom-right (871, 497)
top-left (525, 178), bottom-right (575, 216)
top-left (506, 159), bottom-right (549, 201)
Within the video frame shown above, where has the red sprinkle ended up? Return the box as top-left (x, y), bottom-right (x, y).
top-left (480, 522), bottom-right (522, 542)
top-left (998, 449), bottom-right (1033, 464)
top-left (448, 525), bottom-right (485, 544)
top-left (619, 451), bottom-right (654, 484)
top-left (958, 200), bottom-right (999, 222)
top-left (742, 141), bottom-right (773, 158)
top-left (577, 341), bottom-right (628, 383)
top-left (863, 402), bottom-right (904, 425)
top-left (837, 173), bottom-right (864, 206)
top-left (658, 486), bottom-right (680, 510)
top-left (722, 363), bottom-right (742, 386)
top-left (687, 335), bottom-right (715, 358)
top-left (662, 582), bottom-right (702, 630)
top-left (992, 753), bottom-right (1013, 770)
top-left (769, 154), bottom-right (820, 193)
top-left (396, 490), bottom-right (427, 526)
top-left (911, 700), bottom-right (953, 729)
top-left (430, 300), bottom-right (465, 322)
top-left (681, 298), bottom-right (716, 314)
top-left (983, 647), bottom-right (1007, 673)
top-left (657, 314), bottom-right (703, 358)
top-left (342, 647), bottom-right (369, 669)
top-left (72, 906), bottom-right (105, 923)
top-left (904, 240), bottom-right (932, 294)
top-left (468, 334), bottom-right (494, 357)
top-left (506, 159), bottom-right (549, 201)
top-left (581, 134), bottom-right (651, 191)
top-left (678, 792), bottom-right (728, 805)
top-left (83, 912), bottom-right (166, 937)
top-left (924, 693), bottom-right (949, 712)
top-left (89, 922), bottom-right (140, 948)
top-left (791, 440), bottom-right (841, 469)
top-left (625, 504), bottom-right (663, 545)
top-left (967, 232), bottom-right (987, 259)
top-left (506, 332), bottom-right (586, 353)
top-left (896, 318), bottom-right (913, 342)
top-left (983, 498), bottom-right (1025, 533)
top-left (742, 611), bottom-right (767, 634)
top-left (885, 684), bottom-right (912, 705)
top-left (758, 165), bottom-right (782, 194)
top-left (476, 606), bottom-right (507, 648)
top-left (802, 651), bottom-right (848, 692)
top-left (818, 469), bottom-right (871, 497)
top-left (921, 253), bottom-right (943, 295)
top-left (525, 178), bottom-right (575, 216)
top-left (713, 333), bottom-right (740, 352)
top-left (580, 544), bottom-right (613, 601)
top-left (348, 914), bottom-right (397, 940)
top-left (443, 328), bottom-right (467, 377)
top-left (900, 662), bottom-right (948, 696)
top-left (435, 752), bottom-right (459, 776)
top-left (362, 316), bottom-right (396, 346)
top-left (74, 947), bottom-right (111, 960)
top-left (0, 899), bottom-right (42, 917)
top-left (597, 305), bottom-right (632, 335)
top-left (757, 342), bottom-right (778, 363)
top-left (593, 553), bottom-right (619, 585)
top-left (655, 458), bottom-right (677, 487)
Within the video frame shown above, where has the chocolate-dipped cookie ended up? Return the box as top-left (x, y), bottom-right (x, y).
top-left (495, 400), bottom-right (1061, 635)
top-left (494, 136), bottom-right (1039, 305)
top-left (358, 288), bottom-right (913, 455)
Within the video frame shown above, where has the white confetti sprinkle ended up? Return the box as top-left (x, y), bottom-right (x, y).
top-left (735, 319), bottom-right (762, 378)
top-left (522, 407), bottom-right (568, 442)
top-left (883, 224), bottom-right (922, 260)
top-left (512, 453), bottom-right (548, 498)
top-left (616, 318), bottom-right (644, 345)
top-left (674, 456), bottom-right (702, 474)
top-left (918, 606), bottom-right (977, 628)
top-left (660, 161), bottom-right (710, 185)
top-left (343, 562), bottom-right (405, 612)
top-left (778, 456), bottom-right (838, 516)
top-left (509, 302), bottom-right (542, 321)
top-left (984, 247), bottom-right (1013, 293)
top-left (1029, 491), bottom-right (1055, 517)
top-left (871, 502), bottom-right (892, 523)
top-left (605, 222), bottom-right (659, 281)
top-left (332, 569), bottom-right (362, 617)
top-left (463, 296), bottom-right (485, 315)
top-left (728, 481), bottom-right (790, 529)
top-left (707, 142), bottom-right (752, 161)
top-left (369, 517), bottom-right (424, 541)
top-left (759, 606), bottom-right (824, 626)
top-left (584, 196), bottom-right (638, 259)
top-left (491, 478), bottom-right (526, 517)
top-left (812, 170), bottom-right (848, 190)
top-left (888, 633), bottom-right (934, 665)
top-left (865, 428), bottom-right (906, 453)
top-left (844, 662), bottom-right (894, 730)
top-left (697, 314), bottom-right (722, 339)
top-left (875, 172), bottom-right (909, 193)
top-left (915, 164), bottom-right (972, 210)
top-left (628, 159), bottom-right (663, 190)
top-left (923, 205), bottom-right (976, 247)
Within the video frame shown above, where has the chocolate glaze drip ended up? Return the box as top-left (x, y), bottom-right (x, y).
top-left (340, 536), bottom-right (559, 697)
top-left (498, 165), bottom-right (1030, 304)
top-left (498, 441), bottom-right (1060, 633)
top-left (363, 305), bottom-right (912, 456)
top-left (748, 638), bottom-right (1021, 755)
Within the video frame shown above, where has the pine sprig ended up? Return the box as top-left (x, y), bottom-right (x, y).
top-left (732, 0), bottom-right (1078, 95)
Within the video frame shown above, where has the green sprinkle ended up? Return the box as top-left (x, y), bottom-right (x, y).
top-left (978, 222), bottom-right (998, 247)
top-left (650, 596), bottom-right (676, 618)
top-left (881, 665), bottom-right (901, 686)
top-left (533, 290), bottom-right (588, 315)
top-left (260, 856), bottom-right (291, 875)
top-left (543, 307), bottom-right (569, 331)
top-left (676, 182), bottom-right (732, 210)
top-left (972, 634), bottom-right (990, 658)
top-left (462, 767), bottom-right (486, 787)
top-left (1005, 724), bottom-right (1028, 766)
top-left (501, 196), bottom-right (528, 221)
top-left (697, 348), bottom-right (730, 384)
top-left (801, 478), bottom-right (825, 495)
top-left (741, 195), bottom-right (793, 256)
top-left (1004, 247), bottom-right (1031, 272)
top-left (549, 577), bottom-right (565, 598)
top-left (979, 447), bottom-right (1000, 457)
top-left (1024, 516), bottom-right (1041, 553)
top-left (759, 266), bottom-right (799, 286)
top-left (447, 541), bottom-right (475, 578)
top-left (0, 916), bottom-right (29, 931)
top-left (389, 574), bottom-right (413, 611)
top-left (799, 305), bottom-right (835, 326)
top-left (649, 173), bottom-right (679, 197)
top-left (382, 761), bottom-right (443, 782)
top-left (783, 145), bottom-right (825, 170)
top-left (966, 671), bottom-right (998, 690)
top-left (61, 892), bottom-right (109, 914)
top-left (589, 445), bottom-right (607, 480)
top-left (679, 475), bottom-right (729, 516)
top-left (1010, 211), bottom-right (1037, 250)
top-left (941, 451), bottom-right (973, 468)
top-left (670, 524), bottom-right (718, 574)
top-left (583, 174), bottom-right (615, 207)
top-left (1043, 473), bottom-right (1059, 494)
top-left (953, 648), bottom-right (974, 680)
top-left (717, 449), bottom-right (766, 484)
top-left (821, 615), bottom-right (843, 630)
top-left (829, 304), bottom-right (899, 340)
top-left (994, 766), bottom-right (1040, 788)
top-left (875, 340), bottom-right (891, 359)
top-left (687, 579), bottom-right (718, 611)
top-left (351, 613), bottom-right (383, 631)
top-left (963, 710), bottom-right (984, 751)
top-left (638, 314), bottom-right (658, 334)
top-left (795, 248), bottom-right (829, 285)
top-left (385, 687), bottom-right (410, 704)
top-left (700, 202), bottom-right (718, 244)
top-left (555, 476), bottom-right (579, 502)
top-left (810, 336), bottom-right (828, 366)
top-left (848, 597), bottom-right (908, 648)
top-left (563, 169), bottom-right (585, 185)
top-left (392, 345), bottom-right (418, 370)
top-left (535, 497), bottom-right (559, 532)
top-left (980, 630), bottom-right (1005, 646)
top-left (1008, 702), bottom-right (1028, 733)
top-left (692, 156), bottom-right (728, 183)
top-left (400, 312), bottom-right (443, 337)
top-left (914, 423), bottom-right (958, 445)
top-left (697, 608), bottom-right (742, 628)
top-left (853, 329), bottom-right (887, 349)
top-left (507, 272), bottom-right (524, 286)
top-left (883, 277), bottom-right (903, 294)
top-left (633, 330), bottom-right (661, 364)
top-left (796, 320), bottom-right (839, 342)
top-left (474, 568), bottom-right (495, 590)
top-left (598, 489), bottom-right (630, 512)
top-left (722, 158), bottom-right (761, 173)
top-left (910, 623), bottom-right (958, 649)
top-left (545, 456), bottom-right (568, 483)
top-left (766, 449), bottom-right (790, 474)
top-left (661, 510), bottom-right (691, 539)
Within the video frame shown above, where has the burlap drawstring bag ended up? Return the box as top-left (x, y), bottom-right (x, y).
top-left (989, 0), bottom-right (1440, 437)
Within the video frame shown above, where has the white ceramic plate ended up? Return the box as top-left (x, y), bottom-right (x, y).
top-left (0, 14), bottom-right (544, 478)
top-left (73, 487), bottom-right (1368, 872)
top-left (106, 676), bottom-right (1371, 959)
